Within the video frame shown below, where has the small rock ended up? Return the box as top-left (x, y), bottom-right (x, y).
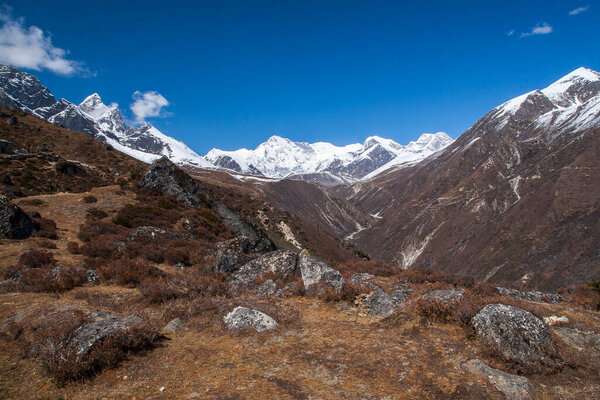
top-left (363, 290), bottom-right (395, 317)
top-left (69, 311), bottom-right (144, 355)
top-left (464, 359), bottom-right (536, 399)
top-left (256, 279), bottom-right (277, 296)
top-left (86, 269), bottom-right (99, 285)
top-left (421, 289), bottom-right (464, 303)
top-left (350, 273), bottom-right (380, 290)
top-left (0, 196), bottom-right (40, 239)
top-left (163, 318), bottom-right (185, 332)
top-left (223, 306), bottom-right (278, 332)
top-left (159, 386), bottom-right (166, 392)
top-left (496, 287), bottom-right (564, 304)
top-left (298, 250), bottom-right (344, 292)
top-left (553, 327), bottom-right (600, 351)
top-left (389, 289), bottom-right (411, 306)
top-left (173, 263), bottom-right (185, 270)
top-left (127, 226), bottom-right (179, 242)
top-left (542, 315), bottom-right (569, 326)
top-left (471, 304), bottom-right (550, 366)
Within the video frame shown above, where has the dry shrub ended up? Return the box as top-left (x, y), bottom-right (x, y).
top-left (400, 268), bottom-right (474, 287)
top-left (336, 259), bottom-right (398, 277)
top-left (570, 283), bottom-right (600, 310)
top-left (82, 195), bottom-right (97, 203)
top-left (35, 217), bottom-right (58, 239)
top-left (164, 246), bottom-right (190, 265)
top-left (35, 239), bottom-right (57, 249)
top-left (85, 207), bottom-right (108, 221)
top-left (18, 198), bottom-right (45, 206)
top-left (161, 297), bottom-right (225, 326)
top-left (9, 267), bottom-right (89, 293)
top-left (97, 258), bottom-right (164, 287)
top-left (67, 241), bottom-right (81, 254)
top-left (139, 277), bottom-right (186, 304)
top-left (139, 268), bottom-right (227, 304)
top-left (308, 282), bottom-right (368, 303)
top-left (80, 234), bottom-right (126, 259)
top-left (78, 221), bottom-right (125, 242)
top-left (413, 297), bottom-right (458, 323)
top-left (18, 249), bottom-right (55, 268)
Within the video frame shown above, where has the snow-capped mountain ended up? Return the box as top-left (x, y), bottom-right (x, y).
top-left (0, 65), bottom-right (213, 168)
top-left (206, 132), bottom-right (453, 181)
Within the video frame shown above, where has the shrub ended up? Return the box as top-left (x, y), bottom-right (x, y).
top-left (413, 297), bottom-right (457, 323)
top-left (67, 241), bottom-right (81, 254)
top-left (18, 249), bottom-right (55, 268)
top-left (164, 247), bottom-right (190, 265)
top-left (80, 234), bottom-right (126, 259)
top-left (78, 221), bottom-right (125, 242)
top-left (97, 258), bottom-right (164, 287)
top-left (139, 277), bottom-right (185, 304)
top-left (35, 217), bottom-right (58, 239)
top-left (17, 267), bottom-right (88, 293)
top-left (35, 239), bottom-right (57, 249)
top-left (85, 207), bottom-right (108, 221)
top-left (82, 195), bottom-right (98, 203)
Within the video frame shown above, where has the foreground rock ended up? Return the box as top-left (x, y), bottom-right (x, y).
top-left (212, 237), bottom-right (254, 273)
top-left (421, 289), bottom-right (464, 303)
top-left (496, 287), bottom-right (564, 304)
top-left (0, 196), bottom-right (39, 239)
top-left (464, 359), bottom-right (536, 399)
top-left (362, 290), bottom-right (395, 317)
top-left (350, 273), bottom-right (379, 290)
top-left (389, 283), bottom-right (413, 306)
top-left (68, 311), bottom-right (146, 355)
top-left (228, 250), bottom-right (298, 290)
top-left (553, 327), bottom-right (600, 351)
top-left (127, 226), bottom-right (179, 242)
top-left (298, 250), bottom-right (344, 292)
top-left (223, 307), bottom-right (278, 332)
top-left (163, 317), bottom-right (185, 333)
top-left (471, 304), bottom-right (550, 366)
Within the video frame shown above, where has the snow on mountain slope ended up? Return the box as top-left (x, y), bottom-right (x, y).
top-left (0, 65), bottom-right (214, 168)
top-left (206, 132), bottom-right (453, 180)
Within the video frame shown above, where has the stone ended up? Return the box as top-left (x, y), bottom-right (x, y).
top-left (223, 306), bottom-right (278, 332)
top-left (163, 317), bottom-right (185, 332)
top-left (298, 250), bottom-right (344, 292)
top-left (127, 226), bottom-right (179, 242)
top-left (228, 250), bottom-right (297, 289)
top-left (471, 304), bottom-right (550, 366)
top-left (553, 327), bottom-right (600, 351)
top-left (363, 290), bottom-right (395, 317)
top-left (350, 273), bottom-right (380, 290)
top-left (464, 359), bottom-right (536, 399)
top-left (86, 269), bottom-right (99, 285)
top-left (421, 289), bottom-right (464, 303)
top-left (542, 315), bottom-right (569, 326)
top-left (68, 311), bottom-right (144, 355)
top-left (389, 288), bottom-right (411, 306)
top-left (0, 196), bottom-right (39, 239)
top-left (256, 279), bottom-right (277, 296)
top-left (496, 287), bottom-right (564, 304)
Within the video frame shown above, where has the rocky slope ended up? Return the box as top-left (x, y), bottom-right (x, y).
top-left (206, 132), bottom-right (453, 181)
top-left (346, 67), bottom-right (600, 290)
top-left (0, 65), bottom-right (213, 168)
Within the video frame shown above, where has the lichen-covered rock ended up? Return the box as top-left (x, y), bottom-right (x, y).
top-left (421, 289), bottom-right (464, 303)
top-left (471, 304), bottom-right (550, 366)
top-left (363, 290), bottom-right (395, 317)
top-left (350, 273), bottom-right (380, 290)
top-left (212, 237), bottom-right (254, 274)
top-left (228, 250), bottom-right (297, 289)
top-left (0, 196), bottom-right (39, 239)
top-left (298, 250), bottom-right (344, 292)
top-left (68, 311), bottom-right (144, 355)
top-left (496, 287), bottom-right (564, 304)
top-left (389, 287), bottom-right (411, 306)
top-left (256, 279), bottom-right (277, 296)
top-left (553, 327), bottom-right (600, 351)
top-left (127, 226), bottom-right (179, 242)
top-left (163, 317), bottom-right (185, 333)
top-left (223, 306), bottom-right (278, 332)
top-left (464, 359), bottom-right (536, 399)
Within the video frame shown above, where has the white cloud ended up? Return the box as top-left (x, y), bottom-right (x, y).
top-left (130, 91), bottom-right (170, 123)
top-left (569, 6), bottom-right (589, 15)
top-left (0, 8), bottom-right (84, 75)
top-left (520, 22), bottom-right (553, 38)
top-left (507, 29), bottom-right (515, 36)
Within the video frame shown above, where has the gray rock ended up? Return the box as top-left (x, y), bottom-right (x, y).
top-left (86, 269), bottom-right (99, 285)
top-left (421, 289), bottom-right (464, 303)
top-left (496, 287), bottom-right (564, 304)
top-left (298, 250), bottom-right (344, 292)
top-left (213, 202), bottom-right (275, 254)
top-left (0, 196), bottom-right (39, 239)
top-left (350, 273), bottom-right (380, 290)
top-left (163, 317), bottom-right (185, 332)
top-left (256, 279), bottom-right (277, 296)
top-left (389, 289), bottom-right (411, 306)
top-left (363, 290), bottom-right (395, 317)
top-left (275, 283), bottom-right (293, 298)
top-left (472, 304), bottom-right (550, 366)
top-left (223, 306), bottom-right (278, 332)
top-left (553, 327), bottom-right (600, 351)
top-left (464, 359), bottom-right (536, 400)
top-left (212, 237), bottom-right (254, 274)
top-left (228, 250), bottom-right (297, 290)
top-left (127, 226), bottom-right (179, 242)
top-left (68, 311), bottom-right (143, 355)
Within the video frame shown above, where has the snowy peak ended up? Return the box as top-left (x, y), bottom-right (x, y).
top-left (79, 93), bottom-right (118, 121)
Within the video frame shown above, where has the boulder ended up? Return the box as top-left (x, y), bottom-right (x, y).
top-left (350, 273), bottom-right (380, 290)
top-left (228, 250), bottom-right (297, 289)
top-left (298, 250), bottom-right (344, 292)
top-left (212, 202), bottom-right (275, 254)
top-left (471, 304), bottom-right (550, 366)
top-left (389, 288), bottom-right (411, 306)
top-left (464, 359), bottom-right (536, 400)
top-left (553, 327), bottom-right (600, 351)
top-left (68, 311), bottom-right (144, 355)
top-left (363, 290), bottom-right (395, 317)
top-left (127, 226), bottom-right (179, 242)
top-left (0, 196), bottom-right (39, 239)
top-left (421, 289), bottom-right (464, 304)
top-left (212, 237), bottom-right (254, 274)
top-left (542, 315), bottom-right (569, 326)
top-left (256, 279), bottom-right (277, 296)
top-left (496, 287), bottom-right (564, 304)
top-left (163, 317), bottom-right (185, 333)
top-left (223, 306), bottom-right (278, 332)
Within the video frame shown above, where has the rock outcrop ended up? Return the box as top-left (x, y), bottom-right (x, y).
top-left (298, 250), bottom-right (344, 292)
top-left (464, 359), bottom-right (536, 399)
top-left (421, 289), bottom-right (464, 304)
top-left (0, 196), bottom-right (39, 239)
top-left (496, 287), bottom-right (564, 304)
top-left (223, 307), bottom-right (278, 332)
top-left (227, 250), bottom-right (298, 290)
top-left (362, 290), bottom-right (395, 317)
top-left (471, 304), bottom-right (550, 366)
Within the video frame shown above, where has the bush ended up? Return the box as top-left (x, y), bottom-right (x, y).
top-left (80, 234), bottom-right (126, 259)
top-left (164, 247), bottom-right (190, 265)
top-left (413, 297), bottom-right (457, 323)
top-left (97, 258), bottom-right (164, 287)
top-left (35, 239), bottom-right (57, 249)
top-left (35, 217), bottom-right (58, 239)
top-left (18, 249), bottom-right (55, 268)
top-left (78, 221), bottom-right (125, 242)
top-left (139, 277), bottom-right (185, 304)
top-left (85, 207), bottom-right (108, 221)
top-left (82, 195), bottom-right (98, 203)
top-left (17, 267), bottom-right (88, 293)
top-left (67, 241), bottom-right (81, 254)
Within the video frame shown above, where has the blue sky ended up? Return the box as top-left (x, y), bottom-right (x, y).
top-left (1, 1), bottom-right (599, 154)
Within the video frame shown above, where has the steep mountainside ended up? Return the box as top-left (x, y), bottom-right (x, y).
top-left (347, 67), bottom-right (600, 290)
top-left (206, 132), bottom-right (453, 181)
top-left (0, 65), bottom-right (213, 168)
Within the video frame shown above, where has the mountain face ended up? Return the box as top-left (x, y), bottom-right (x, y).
top-left (206, 132), bottom-right (453, 181)
top-left (0, 65), bottom-right (213, 168)
top-left (344, 67), bottom-right (600, 290)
